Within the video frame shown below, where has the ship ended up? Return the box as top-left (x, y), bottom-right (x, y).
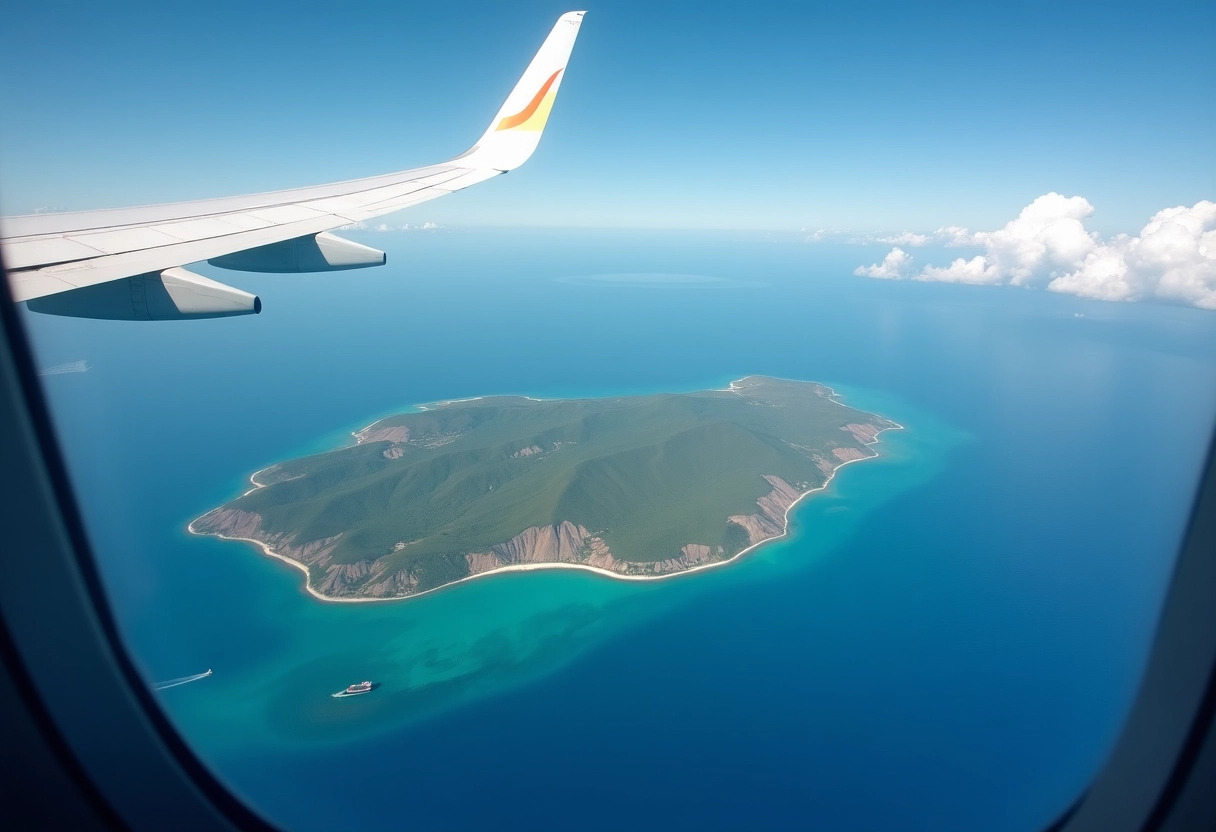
top-left (331, 681), bottom-right (374, 698)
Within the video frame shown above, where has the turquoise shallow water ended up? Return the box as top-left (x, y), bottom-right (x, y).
top-left (167, 394), bottom-right (958, 753)
top-left (22, 230), bottom-right (1216, 831)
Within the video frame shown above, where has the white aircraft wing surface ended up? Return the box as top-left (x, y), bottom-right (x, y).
top-left (0, 11), bottom-right (585, 320)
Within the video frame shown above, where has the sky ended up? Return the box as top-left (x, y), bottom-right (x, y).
top-left (0, 0), bottom-right (1212, 238)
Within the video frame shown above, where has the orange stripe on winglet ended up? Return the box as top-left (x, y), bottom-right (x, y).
top-left (496, 68), bottom-right (563, 131)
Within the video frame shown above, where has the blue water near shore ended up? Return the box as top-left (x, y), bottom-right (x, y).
top-left (23, 230), bottom-right (1216, 831)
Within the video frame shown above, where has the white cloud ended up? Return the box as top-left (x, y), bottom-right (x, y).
top-left (878, 231), bottom-right (931, 247)
top-left (935, 225), bottom-right (979, 246)
top-left (337, 220), bottom-right (444, 233)
top-left (855, 194), bottom-right (1216, 309)
top-left (917, 254), bottom-right (1000, 284)
top-left (1048, 202), bottom-right (1216, 309)
top-left (965, 193), bottom-right (1098, 286)
top-left (854, 247), bottom-right (912, 279)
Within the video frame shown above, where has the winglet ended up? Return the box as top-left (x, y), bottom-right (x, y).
top-left (461, 11), bottom-right (585, 172)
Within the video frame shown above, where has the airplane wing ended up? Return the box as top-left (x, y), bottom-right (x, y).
top-left (0, 11), bottom-right (586, 321)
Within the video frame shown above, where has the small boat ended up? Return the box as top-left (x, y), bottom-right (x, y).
top-left (332, 680), bottom-right (374, 698)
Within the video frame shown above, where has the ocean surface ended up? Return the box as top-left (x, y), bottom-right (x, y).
top-left (22, 229), bottom-right (1216, 831)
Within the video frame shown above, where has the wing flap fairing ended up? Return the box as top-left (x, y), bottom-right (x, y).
top-left (26, 268), bottom-right (260, 321)
top-left (209, 233), bottom-right (385, 273)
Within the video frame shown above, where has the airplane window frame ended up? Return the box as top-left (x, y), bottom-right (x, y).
top-left (0, 252), bottom-right (1214, 829)
top-left (0, 266), bottom-right (271, 829)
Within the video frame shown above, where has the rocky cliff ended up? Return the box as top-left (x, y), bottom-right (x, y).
top-left (463, 522), bottom-right (727, 579)
top-left (727, 475), bottom-right (802, 546)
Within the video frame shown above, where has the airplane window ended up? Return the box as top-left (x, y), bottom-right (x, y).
top-left (3, 3), bottom-right (1215, 831)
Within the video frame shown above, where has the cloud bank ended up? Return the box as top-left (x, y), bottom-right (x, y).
top-left (853, 194), bottom-right (1216, 309)
top-left (339, 220), bottom-right (443, 232)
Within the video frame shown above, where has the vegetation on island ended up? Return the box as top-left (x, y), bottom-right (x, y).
top-left (192, 377), bottom-right (898, 599)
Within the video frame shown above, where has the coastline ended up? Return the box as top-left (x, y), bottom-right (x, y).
top-left (189, 378), bottom-right (904, 605)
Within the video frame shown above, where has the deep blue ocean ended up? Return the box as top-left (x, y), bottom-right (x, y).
top-left (22, 229), bottom-right (1216, 831)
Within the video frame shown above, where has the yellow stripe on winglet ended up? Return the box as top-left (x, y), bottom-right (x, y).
top-left (496, 68), bottom-right (563, 132)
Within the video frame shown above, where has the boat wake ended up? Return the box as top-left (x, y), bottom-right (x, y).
top-left (153, 669), bottom-right (213, 691)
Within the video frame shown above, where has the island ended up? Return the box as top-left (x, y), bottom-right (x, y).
top-left (190, 377), bottom-right (901, 601)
